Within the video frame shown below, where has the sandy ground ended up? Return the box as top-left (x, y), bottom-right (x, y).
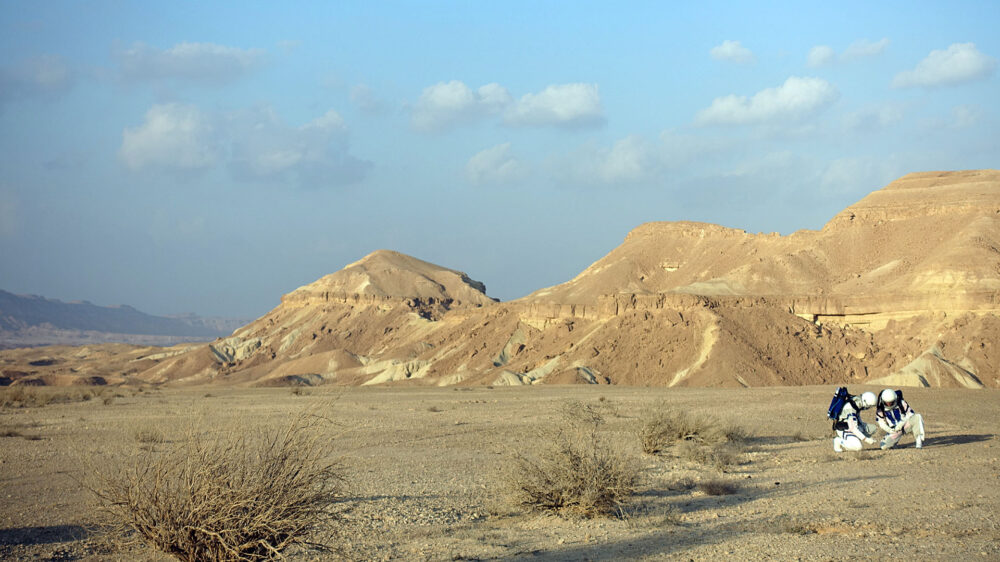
top-left (1, 384), bottom-right (998, 561)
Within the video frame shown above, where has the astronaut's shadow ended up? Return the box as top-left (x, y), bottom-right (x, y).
top-left (923, 433), bottom-right (994, 447)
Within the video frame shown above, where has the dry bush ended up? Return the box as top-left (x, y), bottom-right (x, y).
top-left (132, 427), bottom-right (164, 446)
top-left (0, 386), bottom-right (97, 409)
top-left (88, 411), bottom-right (343, 561)
top-left (620, 502), bottom-right (682, 528)
top-left (666, 477), bottom-right (696, 492)
top-left (637, 405), bottom-right (749, 455)
top-left (790, 430), bottom-right (811, 442)
top-left (697, 479), bottom-right (739, 496)
top-left (675, 440), bottom-right (745, 471)
top-left (559, 400), bottom-right (606, 426)
top-left (500, 424), bottom-right (638, 519)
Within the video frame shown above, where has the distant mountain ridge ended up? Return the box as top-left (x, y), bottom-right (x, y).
top-left (0, 290), bottom-right (247, 347)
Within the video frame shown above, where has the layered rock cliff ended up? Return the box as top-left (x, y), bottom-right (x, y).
top-left (4, 170), bottom-right (998, 389)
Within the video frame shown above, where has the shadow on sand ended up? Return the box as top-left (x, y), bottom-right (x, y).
top-left (917, 433), bottom-right (993, 448)
top-left (0, 524), bottom-right (91, 546)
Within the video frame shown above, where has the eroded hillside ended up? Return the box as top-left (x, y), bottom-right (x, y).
top-left (3, 170), bottom-right (998, 389)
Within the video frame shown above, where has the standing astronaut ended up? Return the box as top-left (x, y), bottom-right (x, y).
top-left (876, 388), bottom-right (925, 449)
top-left (832, 390), bottom-right (878, 452)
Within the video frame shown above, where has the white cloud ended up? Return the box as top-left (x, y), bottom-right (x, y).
top-left (478, 82), bottom-right (514, 114)
top-left (410, 81), bottom-right (604, 131)
top-left (410, 80), bottom-right (512, 131)
top-left (695, 77), bottom-right (839, 126)
top-left (466, 143), bottom-right (526, 185)
top-left (115, 41), bottom-right (266, 85)
top-left (504, 83), bottom-right (604, 128)
top-left (808, 39), bottom-right (889, 67)
top-left (119, 103), bottom-right (220, 172)
top-left (893, 43), bottom-right (997, 88)
top-left (120, 104), bottom-right (370, 186)
top-left (0, 54), bottom-right (75, 104)
top-left (228, 107), bottom-right (370, 186)
top-left (842, 38), bottom-right (890, 61)
top-left (807, 46), bottom-right (836, 68)
top-left (710, 40), bottom-right (754, 64)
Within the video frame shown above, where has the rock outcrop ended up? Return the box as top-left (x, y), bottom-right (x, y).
top-left (4, 170), bottom-right (998, 389)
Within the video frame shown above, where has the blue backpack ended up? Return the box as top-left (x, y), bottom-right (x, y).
top-left (827, 386), bottom-right (859, 430)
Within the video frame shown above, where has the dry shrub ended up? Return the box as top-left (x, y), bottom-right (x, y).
top-left (133, 427), bottom-right (164, 446)
top-left (620, 502), bottom-right (682, 528)
top-left (88, 411), bottom-right (343, 561)
top-left (697, 479), bottom-right (739, 496)
top-left (790, 431), bottom-right (811, 442)
top-left (637, 404), bottom-right (749, 455)
top-left (500, 424), bottom-right (638, 518)
top-left (676, 440), bottom-right (745, 471)
top-left (0, 386), bottom-right (96, 409)
top-left (666, 477), bottom-right (696, 492)
top-left (559, 400), bottom-right (606, 426)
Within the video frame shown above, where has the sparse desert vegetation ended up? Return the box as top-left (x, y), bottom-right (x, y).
top-left (0, 386), bottom-right (104, 409)
top-left (88, 411), bottom-right (342, 561)
top-left (0, 385), bottom-right (997, 560)
top-left (499, 406), bottom-right (639, 518)
top-left (637, 403), bottom-right (748, 454)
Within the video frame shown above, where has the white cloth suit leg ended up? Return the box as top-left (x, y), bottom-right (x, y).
top-left (833, 434), bottom-right (863, 452)
top-left (906, 413), bottom-right (925, 447)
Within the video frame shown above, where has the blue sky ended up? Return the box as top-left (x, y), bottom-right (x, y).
top-left (1, 1), bottom-right (997, 317)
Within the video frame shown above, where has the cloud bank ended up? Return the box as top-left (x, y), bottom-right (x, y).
top-left (808, 38), bottom-right (889, 67)
top-left (410, 80), bottom-right (511, 131)
top-left (115, 41), bottom-right (266, 85)
top-left (710, 40), bottom-right (754, 64)
top-left (893, 43), bottom-right (996, 88)
top-left (411, 81), bottom-right (604, 131)
top-left (120, 103), bottom-right (370, 187)
top-left (696, 77), bottom-right (839, 125)
top-left (504, 83), bottom-right (604, 128)
top-left (120, 103), bottom-right (220, 172)
top-left (228, 107), bottom-right (371, 187)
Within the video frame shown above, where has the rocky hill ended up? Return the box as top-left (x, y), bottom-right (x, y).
top-left (2, 170), bottom-right (997, 389)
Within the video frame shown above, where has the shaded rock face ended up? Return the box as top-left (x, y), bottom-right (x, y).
top-left (4, 170), bottom-right (999, 389)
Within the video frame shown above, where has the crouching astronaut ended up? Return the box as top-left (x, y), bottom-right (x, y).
top-left (833, 391), bottom-right (878, 452)
top-left (877, 389), bottom-right (925, 449)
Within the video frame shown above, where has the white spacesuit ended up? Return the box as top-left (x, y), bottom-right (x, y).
top-left (877, 389), bottom-right (925, 449)
top-left (833, 391), bottom-right (878, 452)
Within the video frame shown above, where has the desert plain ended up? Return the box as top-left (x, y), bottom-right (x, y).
top-left (2, 384), bottom-right (998, 561)
top-left (3, 170), bottom-right (1000, 560)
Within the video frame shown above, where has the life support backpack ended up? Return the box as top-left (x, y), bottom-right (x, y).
top-left (828, 386), bottom-right (860, 431)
